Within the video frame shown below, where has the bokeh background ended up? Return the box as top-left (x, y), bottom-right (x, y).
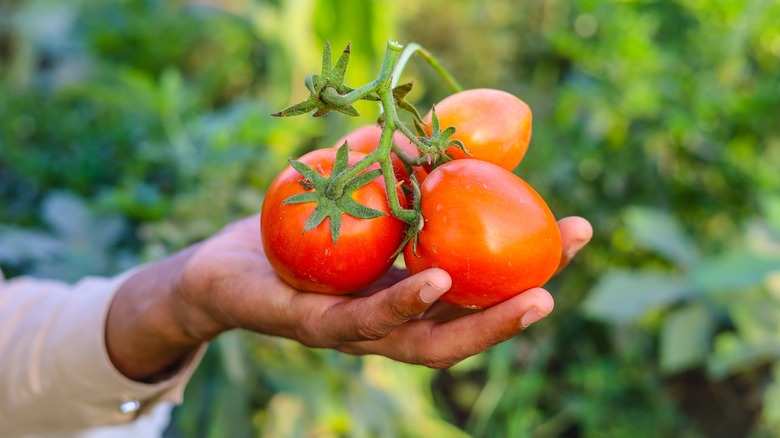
top-left (2, 0), bottom-right (780, 436)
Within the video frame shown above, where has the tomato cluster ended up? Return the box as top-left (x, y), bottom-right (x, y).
top-left (261, 88), bottom-right (561, 308)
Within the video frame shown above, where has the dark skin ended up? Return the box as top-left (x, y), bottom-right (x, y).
top-left (106, 214), bottom-right (592, 382)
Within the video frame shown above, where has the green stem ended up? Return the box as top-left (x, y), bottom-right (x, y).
top-left (376, 91), bottom-right (417, 223)
top-left (321, 82), bottom-right (377, 107)
top-left (391, 143), bottom-right (427, 167)
top-left (391, 42), bottom-right (463, 93)
top-left (318, 40), bottom-right (421, 225)
top-left (379, 146), bottom-right (416, 223)
top-left (394, 122), bottom-right (430, 157)
top-left (322, 41), bottom-right (404, 108)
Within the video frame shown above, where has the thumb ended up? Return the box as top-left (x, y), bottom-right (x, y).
top-left (323, 268), bottom-right (452, 342)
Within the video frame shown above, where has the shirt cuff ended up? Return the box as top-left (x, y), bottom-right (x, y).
top-left (0, 268), bottom-right (207, 435)
top-left (58, 269), bottom-right (206, 421)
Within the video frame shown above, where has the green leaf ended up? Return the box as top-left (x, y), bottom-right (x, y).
top-left (339, 197), bottom-right (385, 220)
top-left (271, 99), bottom-right (319, 117)
top-left (392, 82), bottom-right (414, 99)
top-left (708, 332), bottom-right (779, 378)
top-left (321, 40), bottom-right (332, 78)
top-left (332, 144), bottom-right (350, 176)
top-left (332, 42), bottom-right (351, 84)
top-left (344, 169), bottom-right (383, 191)
top-left (430, 106), bottom-right (440, 133)
top-left (449, 139), bottom-right (469, 155)
top-left (288, 159), bottom-right (326, 186)
top-left (311, 107), bottom-right (331, 118)
top-left (329, 211), bottom-right (341, 245)
top-left (659, 303), bottom-right (715, 374)
top-left (623, 207), bottom-right (698, 267)
top-left (583, 269), bottom-right (694, 324)
top-left (303, 206), bottom-right (329, 233)
top-left (689, 250), bottom-right (780, 294)
top-left (283, 192), bottom-right (318, 205)
top-left (332, 104), bottom-right (360, 117)
top-left (396, 97), bottom-right (424, 124)
top-left (304, 74), bottom-right (316, 93)
top-left (440, 126), bottom-right (456, 139)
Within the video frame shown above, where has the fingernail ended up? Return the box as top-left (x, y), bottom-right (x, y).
top-left (566, 238), bottom-right (589, 260)
top-left (521, 308), bottom-right (546, 328)
top-left (420, 282), bottom-right (447, 303)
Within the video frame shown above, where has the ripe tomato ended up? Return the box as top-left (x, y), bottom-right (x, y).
top-left (423, 88), bottom-right (532, 171)
top-left (261, 148), bottom-right (406, 294)
top-left (333, 125), bottom-right (428, 186)
top-left (403, 159), bottom-right (561, 308)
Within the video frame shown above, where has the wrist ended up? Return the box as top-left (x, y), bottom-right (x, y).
top-left (106, 246), bottom-right (210, 382)
top-left (168, 244), bottom-right (234, 343)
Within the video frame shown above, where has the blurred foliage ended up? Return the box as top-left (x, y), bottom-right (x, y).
top-left (2, 0), bottom-right (780, 437)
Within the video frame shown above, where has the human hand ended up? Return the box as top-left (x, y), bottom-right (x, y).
top-left (107, 214), bottom-right (592, 380)
top-left (175, 215), bottom-right (591, 365)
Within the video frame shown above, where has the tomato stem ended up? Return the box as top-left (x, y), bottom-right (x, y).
top-left (391, 142), bottom-right (427, 167)
top-left (274, 39), bottom-right (461, 230)
top-left (323, 41), bottom-right (420, 224)
top-left (391, 42), bottom-right (464, 94)
top-left (377, 85), bottom-right (418, 224)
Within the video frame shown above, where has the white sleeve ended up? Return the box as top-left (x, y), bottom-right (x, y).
top-left (0, 270), bottom-right (206, 437)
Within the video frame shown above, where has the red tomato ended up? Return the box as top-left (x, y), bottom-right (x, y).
top-left (423, 88), bottom-right (532, 171)
top-left (333, 125), bottom-right (428, 186)
top-left (403, 159), bottom-right (561, 308)
top-left (262, 148), bottom-right (406, 294)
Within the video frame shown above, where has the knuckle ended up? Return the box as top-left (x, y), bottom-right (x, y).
top-left (387, 295), bottom-right (419, 320)
top-left (353, 319), bottom-right (388, 341)
top-left (296, 309), bottom-right (337, 349)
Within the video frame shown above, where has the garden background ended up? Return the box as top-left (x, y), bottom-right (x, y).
top-left (2, 0), bottom-right (780, 436)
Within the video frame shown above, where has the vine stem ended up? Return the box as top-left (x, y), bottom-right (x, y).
top-left (391, 42), bottom-right (464, 93)
top-left (377, 83), bottom-right (417, 224)
top-left (322, 40), bottom-right (460, 226)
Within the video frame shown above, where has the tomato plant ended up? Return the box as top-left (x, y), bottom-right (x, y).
top-left (422, 88), bottom-right (532, 171)
top-left (261, 148), bottom-right (406, 294)
top-left (403, 159), bottom-right (561, 308)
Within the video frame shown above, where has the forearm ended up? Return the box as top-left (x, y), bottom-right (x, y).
top-left (0, 269), bottom-right (204, 435)
top-left (105, 246), bottom-right (206, 382)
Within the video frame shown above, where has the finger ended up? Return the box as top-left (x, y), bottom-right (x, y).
top-left (314, 268), bottom-right (452, 345)
top-left (556, 216), bottom-right (593, 273)
top-left (342, 287), bottom-right (554, 368)
top-left (351, 266), bottom-right (411, 297)
top-left (417, 300), bottom-right (478, 322)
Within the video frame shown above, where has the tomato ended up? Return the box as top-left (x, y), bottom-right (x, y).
top-left (422, 88), bottom-right (532, 171)
top-left (403, 159), bottom-right (561, 309)
top-left (261, 148), bottom-right (406, 294)
top-left (333, 125), bottom-right (428, 186)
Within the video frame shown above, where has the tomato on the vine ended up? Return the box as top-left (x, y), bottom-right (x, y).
top-left (403, 159), bottom-right (561, 309)
top-left (333, 125), bottom-right (428, 186)
top-left (423, 88), bottom-right (532, 171)
top-left (261, 148), bottom-right (406, 294)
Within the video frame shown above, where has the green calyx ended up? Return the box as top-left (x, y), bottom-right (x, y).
top-left (283, 145), bottom-right (386, 245)
top-left (416, 106), bottom-right (470, 169)
top-left (271, 41), bottom-right (379, 118)
top-left (271, 39), bottom-right (464, 255)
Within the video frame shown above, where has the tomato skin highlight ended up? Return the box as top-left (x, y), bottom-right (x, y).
top-left (403, 160), bottom-right (561, 309)
top-left (261, 148), bottom-right (406, 294)
top-left (423, 88), bottom-right (532, 171)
